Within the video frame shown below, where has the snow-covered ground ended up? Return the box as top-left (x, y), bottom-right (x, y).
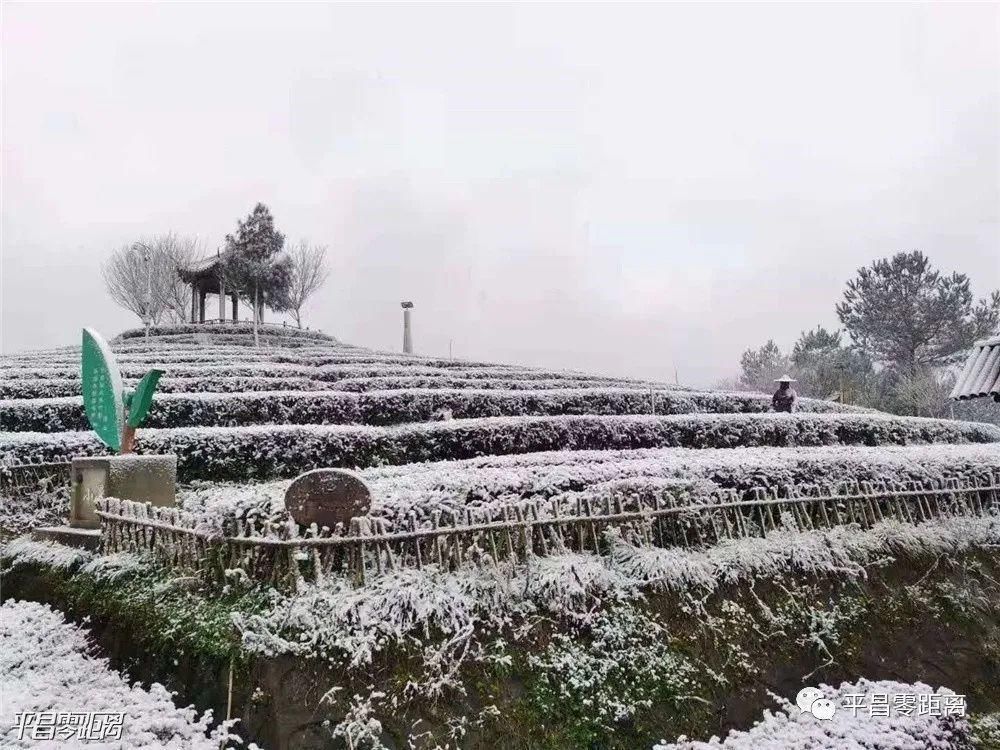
top-left (0, 599), bottom-right (249, 749)
top-left (653, 678), bottom-right (971, 749)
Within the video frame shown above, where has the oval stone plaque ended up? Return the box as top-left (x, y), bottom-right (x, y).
top-left (284, 468), bottom-right (372, 529)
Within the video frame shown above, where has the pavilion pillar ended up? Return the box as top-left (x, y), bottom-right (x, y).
top-left (199, 291), bottom-right (206, 323)
top-left (190, 285), bottom-right (198, 324)
top-left (218, 278), bottom-right (226, 321)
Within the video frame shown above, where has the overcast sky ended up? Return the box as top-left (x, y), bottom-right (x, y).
top-left (2, 3), bottom-right (998, 386)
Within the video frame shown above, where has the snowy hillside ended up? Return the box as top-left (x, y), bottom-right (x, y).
top-left (4, 324), bottom-right (1000, 749)
top-left (3, 324), bottom-right (998, 527)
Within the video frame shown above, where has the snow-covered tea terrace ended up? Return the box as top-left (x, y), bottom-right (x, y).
top-left (3, 323), bottom-right (1000, 749)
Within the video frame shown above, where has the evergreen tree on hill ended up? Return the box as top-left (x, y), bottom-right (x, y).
top-left (738, 340), bottom-right (790, 392)
top-left (836, 250), bottom-right (999, 373)
top-left (223, 203), bottom-right (292, 347)
top-left (791, 326), bottom-right (875, 403)
top-left (836, 250), bottom-right (999, 414)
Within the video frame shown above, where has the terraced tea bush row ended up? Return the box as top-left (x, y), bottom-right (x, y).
top-left (174, 444), bottom-right (1000, 528)
top-left (2, 349), bottom-right (520, 370)
top-left (3, 413), bottom-right (996, 481)
top-left (0, 388), bottom-right (862, 432)
top-left (113, 322), bottom-right (337, 343)
top-left (0, 361), bottom-right (627, 383)
top-left (0, 376), bottom-right (339, 399)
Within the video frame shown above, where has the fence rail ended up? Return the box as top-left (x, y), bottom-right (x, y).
top-left (0, 461), bottom-right (72, 493)
top-left (95, 473), bottom-right (1000, 590)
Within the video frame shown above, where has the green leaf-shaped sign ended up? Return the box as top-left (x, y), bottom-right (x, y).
top-left (81, 328), bottom-right (125, 452)
top-left (128, 368), bottom-right (164, 427)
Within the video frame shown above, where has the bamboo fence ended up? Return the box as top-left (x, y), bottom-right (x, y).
top-left (92, 471), bottom-right (1000, 590)
top-left (1, 461), bottom-right (72, 497)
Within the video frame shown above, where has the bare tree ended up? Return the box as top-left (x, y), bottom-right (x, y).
top-left (157, 234), bottom-right (200, 323)
top-left (102, 233), bottom-right (201, 327)
top-left (282, 240), bottom-right (330, 328)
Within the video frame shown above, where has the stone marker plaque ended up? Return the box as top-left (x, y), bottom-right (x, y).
top-left (284, 468), bottom-right (372, 529)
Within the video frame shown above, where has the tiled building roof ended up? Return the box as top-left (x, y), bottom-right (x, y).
top-left (951, 335), bottom-right (1000, 401)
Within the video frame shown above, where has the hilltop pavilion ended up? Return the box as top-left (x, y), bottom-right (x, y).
top-left (177, 250), bottom-right (262, 324)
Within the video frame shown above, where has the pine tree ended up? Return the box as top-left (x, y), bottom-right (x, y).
top-left (222, 204), bottom-right (292, 346)
top-left (791, 326), bottom-right (874, 403)
top-left (738, 340), bottom-right (790, 392)
top-left (836, 251), bottom-right (999, 372)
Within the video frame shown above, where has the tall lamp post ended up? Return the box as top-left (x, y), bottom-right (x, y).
top-left (401, 301), bottom-right (414, 354)
top-left (133, 242), bottom-right (152, 340)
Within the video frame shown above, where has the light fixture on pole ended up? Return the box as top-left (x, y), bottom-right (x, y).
top-left (401, 301), bottom-right (414, 354)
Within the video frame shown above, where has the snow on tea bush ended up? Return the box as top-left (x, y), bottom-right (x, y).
top-left (0, 361), bottom-right (320, 380)
top-left (609, 514), bottom-right (1000, 594)
top-left (178, 480), bottom-right (289, 530)
top-left (0, 388), bottom-right (862, 432)
top-left (652, 678), bottom-right (972, 749)
top-left (0, 537), bottom-right (94, 572)
top-left (3, 414), bottom-right (996, 482)
top-left (359, 443), bottom-right (1000, 525)
top-left (113, 321), bottom-right (337, 343)
top-left (78, 552), bottom-right (153, 583)
top-left (0, 372), bottom-right (670, 399)
top-left (234, 514), bottom-right (1000, 666)
top-left (0, 376), bottom-right (333, 399)
top-left (0, 600), bottom-right (250, 749)
top-left (332, 375), bottom-right (673, 392)
top-left (160, 442), bottom-right (1000, 532)
top-left (1, 360), bottom-right (630, 383)
top-left (529, 606), bottom-right (696, 733)
top-left (0, 491), bottom-right (65, 534)
top-left (0, 465), bottom-right (69, 533)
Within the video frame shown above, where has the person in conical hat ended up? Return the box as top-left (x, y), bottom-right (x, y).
top-left (772, 375), bottom-right (798, 413)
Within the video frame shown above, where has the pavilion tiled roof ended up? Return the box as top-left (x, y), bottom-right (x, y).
top-left (178, 249), bottom-right (233, 279)
top-left (951, 334), bottom-right (1000, 401)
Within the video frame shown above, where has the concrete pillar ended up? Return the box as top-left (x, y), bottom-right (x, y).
top-left (401, 301), bottom-right (413, 354)
top-left (190, 285), bottom-right (198, 323)
top-left (199, 292), bottom-right (206, 323)
top-left (218, 278), bottom-right (226, 321)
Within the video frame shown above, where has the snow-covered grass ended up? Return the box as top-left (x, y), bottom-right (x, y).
top-left (0, 599), bottom-right (249, 749)
top-left (652, 678), bottom-right (971, 749)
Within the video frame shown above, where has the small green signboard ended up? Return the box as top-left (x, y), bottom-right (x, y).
top-left (81, 328), bottom-right (164, 453)
top-left (128, 368), bottom-right (164, 427)
top-left (81, 327), bottom-right (125, 451)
